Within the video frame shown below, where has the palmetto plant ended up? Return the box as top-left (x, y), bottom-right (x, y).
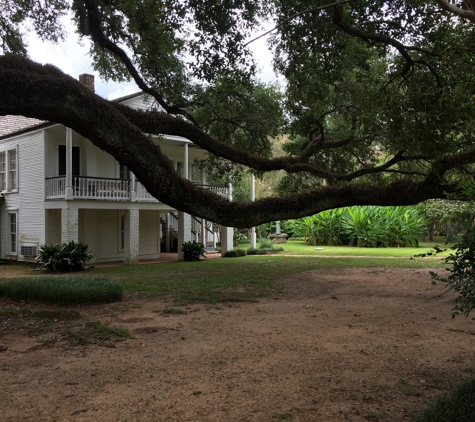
top-left (291, 206), bottom-right (428, 247)
top-left (181, 241), bottom-right (206, 261)
top-left (36, 241), bottom-right (93, 272)
top-left (290, 215), bottom-right (320, 245)
top-left (384, 207), bottom-right (428, 247)
top-left (341, 207), bottom-right (378, 247)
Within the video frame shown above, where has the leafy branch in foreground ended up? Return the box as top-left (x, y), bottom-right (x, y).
top-left (428, 229), bottom-right (475, 318)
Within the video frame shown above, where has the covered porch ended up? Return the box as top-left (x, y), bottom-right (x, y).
top-left (44, 205), bottom-right (234, 264)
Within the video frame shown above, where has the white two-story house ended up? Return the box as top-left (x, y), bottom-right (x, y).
top-left (0, 75), bottom-right (234, 264)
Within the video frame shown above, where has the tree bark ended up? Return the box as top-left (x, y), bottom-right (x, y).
top-left (0, 55), bottom-right (460, 227)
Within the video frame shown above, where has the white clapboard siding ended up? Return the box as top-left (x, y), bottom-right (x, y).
top-left (95, 149), bottom-right (119, 179)
top-left (1, 131), bottom-right (46, 256)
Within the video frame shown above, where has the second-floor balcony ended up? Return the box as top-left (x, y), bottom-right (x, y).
top-left (45, 176), bottom-right (229, 202)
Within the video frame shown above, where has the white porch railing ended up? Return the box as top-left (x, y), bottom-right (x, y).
top-left (193, 182), bottom-right (229, 197)
top-left (46, 176), bottom-right (130, 201)
top-left (45, 176), bottom-right (65, 199)
top-left (46, 176), bottom-right (228, 202)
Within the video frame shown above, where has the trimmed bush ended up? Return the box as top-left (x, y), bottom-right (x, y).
top-left (0, 276), bottom-right (123, 304)
top-left (36, 241), bottom-right (93, 272)
top-left (247, 246), bottom-right (284, 255)
top-left (223, 249), bottom-right (247, 258)
top-left (416, 378), bottom-right (475, 422)
top-left (181, 241), bottom-right (206, 261)
top-left (237, 239), bottom-right (251, 245)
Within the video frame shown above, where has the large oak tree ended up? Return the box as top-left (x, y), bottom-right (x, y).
top-left (0, 0), bottom-right (474, 228)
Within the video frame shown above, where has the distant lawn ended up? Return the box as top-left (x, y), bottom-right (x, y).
top-left (0, 246), bottom-right (448, 305)
top-left (89, 254), bottom-right (446, 304)
top-left (279, 239), bottom-right (453, 258)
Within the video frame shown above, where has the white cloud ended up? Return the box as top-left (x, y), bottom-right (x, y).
top-left (23, 15), bottom-right (279, 98)
top-left (24, 17), bottom-right (139, 99)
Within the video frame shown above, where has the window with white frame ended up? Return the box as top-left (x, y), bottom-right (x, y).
top-left (0, 147), bottom-right (19, 192)
top-left (8, 212), bottom-right (17, 255)
top-left (9, 150), bottom-right (17, 190)
top-left (0, 152), bottom-right (5, 191)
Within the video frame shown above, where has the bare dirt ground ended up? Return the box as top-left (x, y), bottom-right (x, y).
top-left (1, 266), bottom-right (475, 422)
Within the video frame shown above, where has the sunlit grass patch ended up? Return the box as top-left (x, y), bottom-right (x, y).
top-left (68, 321), bottom-right (130, 346)
top-left (88, 254), bottom-right (444, 304)
top-left (0, 276), bottom-right (123, 304)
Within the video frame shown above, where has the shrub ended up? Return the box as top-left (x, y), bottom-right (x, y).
top-left (0, 276), bottom-right (123, 304)
top-left (181, 241), bottom-right (206, 261)
top-left (247, 246), bottom-right (284, 255)
top-left (237, 238), bottom-right (251, 245)
top-left (416, 378), bottom-right (475, 422)
top-left (430, 228), bottom-right (475, 317)
top-left (258, 238), bottom-right (274, 249)
top-left (223, 249), bottom-right (247, 258)
top-left (291, 206), bottom-right (428, 247)
top-left (36, 241), bottom-right (93, 272)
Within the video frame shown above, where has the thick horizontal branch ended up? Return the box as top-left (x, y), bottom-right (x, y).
top-left (0, 54), bottom-right (470, 227)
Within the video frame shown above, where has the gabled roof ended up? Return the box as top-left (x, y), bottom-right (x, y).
top-left (0, 115), bottom-right (48, 138)
top-left (0, 91), bottom-right (143, 140)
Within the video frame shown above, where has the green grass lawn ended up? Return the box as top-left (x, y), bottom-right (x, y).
top-left (0, 240), bottom-right (450, 306)
top-left (279, 239), bottom-right (453, 258)
top-left (89, 253), bottom-right (447, 304)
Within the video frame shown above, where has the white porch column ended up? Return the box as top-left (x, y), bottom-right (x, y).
top-left (130, 173), bottom-right (136, 202)
top-left (201, 218), bottom-right (206, 247)
top-left (124, 209), bottom-right (140, 265)
top-left (220, 226), bottom-right (234, 256)
top-left (165, 213), bottom-right (171, 252)
top-left (178, 211), bottom-right (193, 260)
top-left (61, 206), bottom-right (79, 243)
top-left (65, 128), bottom-right (74, 200)
top-left (183, 143), bottom-right (189, 180)
top-left (250, 172), bottom-right (256, 248)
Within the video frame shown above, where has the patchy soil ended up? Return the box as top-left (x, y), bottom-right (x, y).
top-left (1, 266), bottom-right (475, 422)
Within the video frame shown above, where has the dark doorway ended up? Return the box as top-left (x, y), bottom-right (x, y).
top-left (59, 145), bottom-right (80, 176)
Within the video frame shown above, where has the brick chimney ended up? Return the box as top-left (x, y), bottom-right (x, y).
top-left (79, 74), bottom-right (95, 92)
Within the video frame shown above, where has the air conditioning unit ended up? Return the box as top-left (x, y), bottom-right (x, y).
top-left (20, 245), bottom-right (37, 257)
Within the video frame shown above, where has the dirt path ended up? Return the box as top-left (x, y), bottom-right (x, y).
top-left (1, 267), bottom-right (474, 422)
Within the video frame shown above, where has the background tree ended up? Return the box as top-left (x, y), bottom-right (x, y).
top-left (1, 0), bottom-right (475, 228)
top-left (418, 199), bottom-right (475, 241)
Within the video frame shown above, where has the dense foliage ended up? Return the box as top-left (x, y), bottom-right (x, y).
top-left (181, 241), bottom-right (206, 261)
top-left (430, 228), bottom-right (475, 317)
top-left (291, 206), bottom-right (429, 247)
top-left (36, 241), bottom-right (93, 272)
top-left (416, 377), bottom-right (475, 422)
top-left (1, 1), bottom-right (475, 227)
top-left (223, 249), bottom-right (247, 258)
top-left (418, 199), bottom-right (474, 241)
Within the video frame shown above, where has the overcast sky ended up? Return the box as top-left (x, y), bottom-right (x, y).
top-left (25, 19), bottom-right (278, 101)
